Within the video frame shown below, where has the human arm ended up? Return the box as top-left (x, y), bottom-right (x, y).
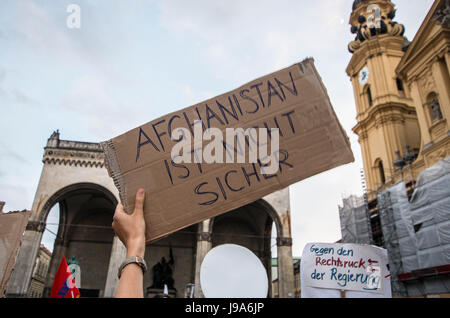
top-left (112, 189), bottom-right (146, 298)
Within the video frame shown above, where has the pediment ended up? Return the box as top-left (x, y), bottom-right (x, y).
top-left (397, 0), bottom-right (447, 74)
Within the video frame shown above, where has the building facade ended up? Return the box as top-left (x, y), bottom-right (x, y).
top-left (342, 0), bottom-right (450, 297)
top-left (396, 0), bottom-right (450, 170)
top-left (347, 0), bottom-right (449, 197)
top-left (27, 245), bottom-right (51, 298)
top-left (6, 131), bottom-right (295, 298)
top-left (271, 257), bottom-right (300, 298)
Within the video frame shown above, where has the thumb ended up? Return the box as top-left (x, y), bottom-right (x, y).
top-left (133, 188), bottom-right (146, 215)
top-left (113, 203), bottom-right (125, 220)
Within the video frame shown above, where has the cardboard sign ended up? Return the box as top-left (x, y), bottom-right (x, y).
top-left (101, 58), bottom-right (354, 243)
top-left (0, 210), bottom-right (31, 297)
top-left (300, 243), bottom-right (392, 297)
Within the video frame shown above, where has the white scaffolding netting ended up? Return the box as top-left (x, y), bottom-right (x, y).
top-left (378, 157), bottom-right (450, 296)
top-left (339, 195), bottom-right (371, 245)
top-left (410, 157), bottom-right (450, 275)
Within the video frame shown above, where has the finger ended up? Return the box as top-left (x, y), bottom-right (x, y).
top-left (113, 203), bottom-right (125, 221)
top-left (116, 203), bottom-right (125, 213)
top-left (114, 203), bottom-right (125, 216)
top-left (133, 188), bottom-right (145, 215)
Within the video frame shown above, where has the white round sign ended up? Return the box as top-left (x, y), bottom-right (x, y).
top-left (200, 244), bottom-right (268, 298)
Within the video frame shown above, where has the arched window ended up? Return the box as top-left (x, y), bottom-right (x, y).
top-left (375, 159), bottom-right (386, 185)
top-left (365, 85), bottom-right (373, 107)
top-left (427, 93), bottom-right (443, 123)
top-left (378, 161), bottom-right (386, 184)
top-left (396, 78), bottom-right (405, 97)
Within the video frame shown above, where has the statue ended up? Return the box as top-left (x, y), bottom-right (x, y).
top-left (393, 150), bottom-right (405, 170)
top-left (150, 247), bottom-right (176, 291)
top-left (434, 0), bottom-right (450, 28)
top-left (67, 256), bottom-right (81, 288)
top-left (430, 98), bottom-right (443, 122)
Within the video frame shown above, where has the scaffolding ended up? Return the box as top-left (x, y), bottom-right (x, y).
top-left (377, 157), bottom-right (450, 296)
top-left (339, 195), bottom-right (371, 245)
top-left (340, 157), bottom-right (450, 297)
top-left (377, 183), bottom-right (411, 297)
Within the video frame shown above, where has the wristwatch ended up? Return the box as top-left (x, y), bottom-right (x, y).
top-left (118, 256), bottom-right (147, 279)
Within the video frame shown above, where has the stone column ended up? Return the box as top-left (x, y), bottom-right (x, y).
top-left (103, 236), bottom-right (127, 297)
top-left (262, 188), bottom-right (294, 298)
top-left (409, 81), bottom-right (433, 146)
top-left (444, 52), bottom-right (450, 79)
top-left (5, 221), bottom-right (45, 297)
top-left (431, 59), bottom-right (450, 122)
top-left (276, 237), bottom-right (295, 298)
top-left (42, 237), bottom-right (68, 298)
top-left (194, 220), bottom-right (212, 298)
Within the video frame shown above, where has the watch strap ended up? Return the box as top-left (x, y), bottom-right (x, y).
top-left (118, 256), bottom-right (147, 279)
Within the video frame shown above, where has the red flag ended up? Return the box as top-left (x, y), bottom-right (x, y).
top-left (50, 256), bottom-right (81, 298)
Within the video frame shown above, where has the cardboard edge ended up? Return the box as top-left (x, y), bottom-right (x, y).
top-left (100, 140), bottom-right (128, 212)
top-left (298, 58), bottom-right (355, 164)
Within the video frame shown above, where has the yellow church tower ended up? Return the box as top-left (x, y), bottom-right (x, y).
top-left (346, 0), bottom-right (422, 197)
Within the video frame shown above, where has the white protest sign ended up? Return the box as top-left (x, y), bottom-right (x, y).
top-left (301, 243), bottom-right (392, 298)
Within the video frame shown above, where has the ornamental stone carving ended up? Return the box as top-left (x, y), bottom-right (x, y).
top-left (349, 0), bottom-right (406, 53)
top-left (26, 220), bottom-right (46, 233)
top-left (276, 237), bottom-right (293, 247)
top-left (434, 0), bottom-right (450, 28)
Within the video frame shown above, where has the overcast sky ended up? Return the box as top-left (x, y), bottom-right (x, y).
top-left (0, 0), bottom-right (434, 256)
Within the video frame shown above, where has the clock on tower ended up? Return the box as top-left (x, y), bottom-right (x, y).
top-left (359, 66), bottom-right (369, 85)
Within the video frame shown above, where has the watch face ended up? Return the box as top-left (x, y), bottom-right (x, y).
top-left (359, 66), bottom-right (369, 85)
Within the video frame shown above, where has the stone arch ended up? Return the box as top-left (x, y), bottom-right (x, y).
top-left (197, 192), bottom-right (293, 298)
top-left (364, 84), bottom-right (373, 107)
top-left (396, 77), bottom-right (406, 97)
top-left (210, 201), bottom-right (274, 250)
top-left (38, 182), bottom-right (118, 297)
top-left (145, 223), bottom-right (198, 298)
top-left (374, 158), bottom-right (386, 187)
top-left (206, 201), bottom-right (274, 298)
top-left (250, 199), bottom-right (283, 238)
top-left (6, 133), bottom-right (123, 298)
top-left (37, 182), bottom-right (117, 224)
top-left (206, 199), bottom-right (282, 237)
